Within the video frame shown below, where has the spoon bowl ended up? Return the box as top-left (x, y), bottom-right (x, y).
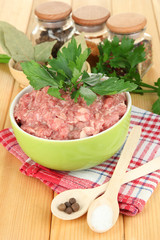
top-left (51, 185), bottom-right (105, 220)
top-left (87, 197), bottom-right (119, 232)
top-left (87, 126), bottom-right (142, 232)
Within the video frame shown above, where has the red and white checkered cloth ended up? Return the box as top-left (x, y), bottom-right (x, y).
top-left (0, 106), bottom-right (160, 216)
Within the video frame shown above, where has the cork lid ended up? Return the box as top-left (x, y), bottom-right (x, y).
top-left (106, 13), bottom-right (147, 34)
top-left (35, 1), bottom-right (72, 21)
top-left (72, 5), bottom-right (110, 26)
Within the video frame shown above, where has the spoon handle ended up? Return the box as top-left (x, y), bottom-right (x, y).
top-left (122, 156), bottom-right (160, 184)
top-left (87, 155), bottom-right (160, 201)
top-left (104, 125), bottom-right (142, 198)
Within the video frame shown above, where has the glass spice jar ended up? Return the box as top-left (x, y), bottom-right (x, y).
top-left (72, 5), bottom-right (110, 68)
top-left (106, 12), bottom-right (152, 77)
top-left (31, 1), bottom-right (75, 58)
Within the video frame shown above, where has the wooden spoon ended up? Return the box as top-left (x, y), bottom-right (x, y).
top-left (51, 154), bottom-right (160, 220)
top-left (86, 125), bottom-right (141, 232)
top-left (52, 125), bottom-right (155, 220)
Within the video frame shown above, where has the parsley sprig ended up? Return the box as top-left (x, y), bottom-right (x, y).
top-left (92, 36), bottom-right (160, 114)
top-left (21, 37), bottom-right (137, 105)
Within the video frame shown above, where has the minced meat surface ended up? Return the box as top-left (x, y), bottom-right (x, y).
top-left (14, 87), bottom-right (127, 140)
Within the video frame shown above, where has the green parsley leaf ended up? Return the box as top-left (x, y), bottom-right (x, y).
top-left (154, 78), bottom-right (160, 96)
top-left (71, 89), bottom-right (80, 102)
top-left (82, 72), bottom-right (103, 86)
top-left (152, 97), bottom-right (160, 115)
top-left (21, 60), bottom-right (58, 90)
top-left (91, 77), bottom-right (137, 95)
top-left (47, 87), bottom-right (64, 100)
top-left (79, 86), bottom-right (97, 105)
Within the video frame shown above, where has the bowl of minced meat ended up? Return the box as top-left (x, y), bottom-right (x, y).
top-left (10, 85), bottom-right (131, 171)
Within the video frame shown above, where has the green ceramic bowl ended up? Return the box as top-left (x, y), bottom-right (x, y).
top-left (10, 85), bottom-right (131, 171)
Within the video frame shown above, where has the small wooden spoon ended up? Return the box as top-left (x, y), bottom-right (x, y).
top-left (51, 154), bottom-right (160, 221)
top-left (87, 125), bottom-right (141, 232)
top-left (52, 125), bottom-right (158, 221)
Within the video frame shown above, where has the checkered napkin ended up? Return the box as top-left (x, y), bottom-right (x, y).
top-left (0, 106), bottom-right (160, 216)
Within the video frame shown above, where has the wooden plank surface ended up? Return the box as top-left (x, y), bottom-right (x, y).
top-left (0, 0), bottom-right (160, 239)
top-left (0, 1), bottom-right (53, 240)
top-left (0, 0), bottom-right (33, 130)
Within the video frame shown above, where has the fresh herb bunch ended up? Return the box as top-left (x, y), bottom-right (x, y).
top-left (92, 36), bottom-right (145, 81)
top-left (92, 36), bottom-right (160, 114)
top-left (21, 37), bottom-right (137, 105)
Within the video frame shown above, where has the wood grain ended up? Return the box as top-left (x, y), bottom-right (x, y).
top-left (152, 0), bottom-right (160, 39)
top-left (0, 0), bottom-right (53, 240)
top-left (50, 210), bottom-right (124, 240)
top-left (111, 1), bottom-right (160, 239)
top-left (0, 0), bottom-right (33, 130)
top-left (0, 0), bottom-right (33, 32)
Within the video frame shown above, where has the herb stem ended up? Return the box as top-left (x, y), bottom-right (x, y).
top-left (137, 82), bottom-right (157, 90)
top-left (132, 89), bottom-right (156, 93)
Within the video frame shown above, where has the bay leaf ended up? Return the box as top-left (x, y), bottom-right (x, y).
top-left (34, 41), bottom-right (56, 62)
top-left (0, 29), bottom-right (11, 56)
top-left (0, 21), bottom-right (34, 62)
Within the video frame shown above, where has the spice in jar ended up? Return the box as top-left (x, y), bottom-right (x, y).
top-left (31, 1), bottom-right (75, 58)
top-left (58, 197), bottom-right (80, 214)
top-left (72, 5), bottom-right (110, 68)
top-left (106, 12), bottom-right (152, 77)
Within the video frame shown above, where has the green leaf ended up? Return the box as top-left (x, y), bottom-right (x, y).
top-left (91, 77), bottom-right (137, 95)
top-left (0, 21), bottom-right (34, 62)
top-left (61, 37), bottom-right (81, 63)
top-left (152, 97), bottom-right (160, 115)
top-left (71, 68), bottom-right (81, 85)
top-left (120, 37), bottom-right (134, 53)
top-left (34, 41), bottom-right (56, 62)
top-left (0, 54), bottom-right (10, 63)
top-left (48, 55), bottom-right (72, 78)
top-left (60, 33), bottom-right (88, 52)
top-left (127, 44), bottom-right (146, 68)
top-left (0, 29), bottom-right (11, 56)
top-left (47, 87), bottom-right (64, 100)
top-left (21, 61), bottom-right (58, 89)
top-left (75, 48), bottom-right (91, 71)
top-left (79, 86), bottom-right (97, 105)
top-left (71, 89), bottom-right (80, 102)
top-left (154, 78), bottom-right (160, 96)
top-left (109, 57), bottom-right (128, 69)
top-left (82, 72), bottom-right (103, 86)
top-left (155, 78), bottom-right (160, 87)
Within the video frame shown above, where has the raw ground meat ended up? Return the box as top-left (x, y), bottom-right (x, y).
top-left (14, 87), bottom-right (127, 140)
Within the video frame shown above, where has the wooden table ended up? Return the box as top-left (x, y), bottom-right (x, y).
top-left (0, 0), bottom-right (160, 239)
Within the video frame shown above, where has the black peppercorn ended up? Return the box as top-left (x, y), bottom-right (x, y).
top-left (65, 201), bottom-right (71, 208)
top-left (71, 202), bottom-right (80, 212)
top-left (57, 197), bottom-right (80, 214)
top-left (65, 207), bottom-right (73, 214)
top-left (69, 198), bottom-right (76, 205)
top-left (58, 203), bottom-right (66, 211)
